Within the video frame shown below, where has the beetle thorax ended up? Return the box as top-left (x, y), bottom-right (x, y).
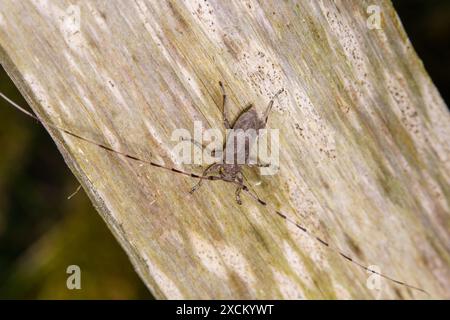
top-left (220, 164), bottom-right (241, 181)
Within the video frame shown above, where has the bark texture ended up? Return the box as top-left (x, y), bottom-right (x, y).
top-left (0, 0), bottom-right (449, 299)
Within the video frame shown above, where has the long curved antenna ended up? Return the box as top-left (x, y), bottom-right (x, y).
top-left (239, 184), bottom-right (428, 295)
top-left (0, 92), bottom-right (222, 182)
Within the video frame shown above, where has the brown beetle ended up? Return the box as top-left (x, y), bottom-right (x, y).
top-left (189, 81), bottom-right (283, 204)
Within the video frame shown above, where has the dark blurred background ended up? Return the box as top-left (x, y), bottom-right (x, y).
top-left (394, 0), bottom-right (450, 104)
top-left (0, 1), bottom-right (448, 299)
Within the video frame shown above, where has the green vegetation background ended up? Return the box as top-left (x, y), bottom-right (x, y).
top-left (0, 0), bottom-right (448, 299)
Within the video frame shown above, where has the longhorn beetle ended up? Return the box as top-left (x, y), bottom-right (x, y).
top-left (188, 81), bottom-right (283, 205)
top-left (0, 84), bottom-right (428, 296)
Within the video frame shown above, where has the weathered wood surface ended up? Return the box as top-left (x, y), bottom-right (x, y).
top-left (0, 0), bottom-right (449, 299)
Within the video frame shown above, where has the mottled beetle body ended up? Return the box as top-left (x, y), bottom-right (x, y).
top-left (189, 82), bottom-right (283, 204)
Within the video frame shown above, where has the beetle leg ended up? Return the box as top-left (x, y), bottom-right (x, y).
top-left (190, 163), bottom-right (221, 194)
top-left (219, 81), bottom-right (232, 129)
top-left (234, 172), bottom-right (244, 205)
top-left (263, 88), bottom-right (284, 125)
